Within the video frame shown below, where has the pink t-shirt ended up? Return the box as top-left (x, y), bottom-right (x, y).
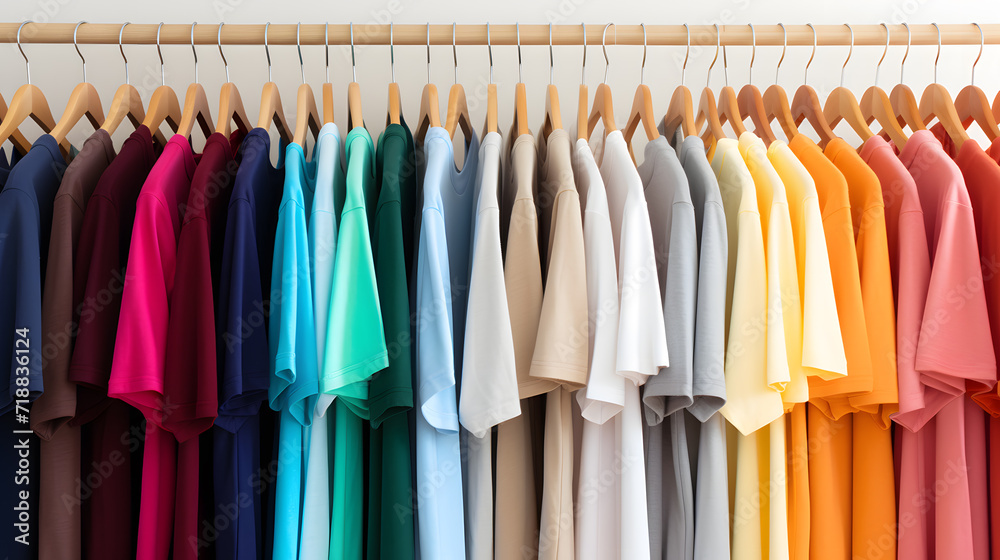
top-left (108, 135), bottom-right (196, 560)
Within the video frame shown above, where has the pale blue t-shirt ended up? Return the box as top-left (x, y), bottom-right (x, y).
top-left (414, 126), bottom-right (479, 560)
top-left (268, 141), bottom-right (319, 560)
top-left (299, 123), bottom-right (345, 560)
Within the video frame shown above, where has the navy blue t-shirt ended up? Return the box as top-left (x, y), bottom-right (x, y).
top-left (215, 128), bottom-right (283, 560)
top-left (0, 135), bottom-right (67, 558)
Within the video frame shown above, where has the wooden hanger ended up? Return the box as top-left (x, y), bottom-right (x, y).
top-left (512, 24), bottom-right (531, 137)
top-left (0, 22), bottom-right (68, 156)
top-left (482, 23), bottom-right (499, 138)
top-left (50, 22), bottom-right (105, 147)
top-left (214, 24), bottom-right (250, 137)
top-left (175, 24), bottom-right (214, 140)
top-left (920, 24), bottom-right (969, 149)
top-left (859, 24), bottom-right (908, 147)
top-left (293, 24), bottom-right (321, 146)
top-left (790, 24), bottom-right (837, 147)
top-left (540, 24), bottom-right (563, 139)
top-left (415, 24), bottom-right (442, 143)
top-left (735, 25), bottom-right (777, 145)
top-left (444, 24), bottom-right (473, 139)
top-left (695, 25), bottom-right (726, 148)
top-left (586, 24), bottom-right (618, 139)
top-left (0, 92), bottom-right (31, 155)
top-left (712, 40), bottom-right (747, 138)
top-left (347, 23), bottom-right (365, 131)
top-left (322, 22), bottom-right (336, 125)
top-left (256, 24), bottom-right (292, 142)
top-left (663, 24), bottom-right (697, 139)
top-left (101, 23), bottom-right (167, 146)
top-left (622, 25), bottom-right (660, 157)
top-left (140, 24), bottom-right (182, 140)
top-left (386, 23), bottom-right (401, 126)
top-left (761, 26), bottom-right (799, 141)
top-left (888, 24), bottom-right (925, 133)
top-left (823, 24), bottom-right (874, 142)
top-left (953, 24), bottom-right (999, 140)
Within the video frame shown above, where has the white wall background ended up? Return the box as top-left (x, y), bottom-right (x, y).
top-left (4, 0), bottom-right (1000, 161)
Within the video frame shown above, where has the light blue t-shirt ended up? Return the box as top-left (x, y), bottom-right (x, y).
top-left (299, 123), bottom-right (345, 560)
top-left (268, 141), bottom-right (319, 560)
top-left (414, 126), bottom-right (479, 560)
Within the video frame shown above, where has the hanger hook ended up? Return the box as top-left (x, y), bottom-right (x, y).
top-left (74, 21), bottom-right (87, 83)
top-left (805, 23), bottom-right (816, 85)
top-left (325, 23), bottom-right (331, 83)
top-left (264, 22), bottom-right (272, 82)
top-left (389, 22), bottom-right (394, 83)
top-left (972, 23), bottom-right (983, 86)
top-left (487, 23), bottom-right (494, 85)
top-left (452, 23), bottom-right (458, 85)
top-left (875, 23), bottom-right (888, 86)
top-left (681, 23), bottom-right (690, 86)
top-left (748, 24), bottom-right (755, 86)
top-left (776, 23), bottom-right (786, 84)
top-left (932, 22), bottom-right (941, 83)
top-left (840, 23), bottom-right (853, 87)
top-left (218, 23), bottom-right (229, 83)
top-left (581, 23), bottom-right (587, 86)
top-left (351, 22), bottom-right (357, 82)
top-left (296, 23), bottom-right (304, 84)
top-left (119, 22), bottom-right (130, 85)
top-left (549, 23), bottom-right (555, 85)
top-left (707, 23), bottom-right (720, 89)
top-left (156, 22), bottom-right (165, 86)
top-left (426, 23), bottom-right (431, 85)
top-left (900, 22), bottom-right (911, 84)
top-left (639, 23), bottom-right (647, 85)
top-left (17, 21), bottom-right (30, 85)
top-left (191, 22), bottom-right (199, 84)
top-left (517, 23), bottom-right (523, 83)
top-left (601, 23), bottom-right (613, 84)
top-left (722, 27), bottom-right (728, 87)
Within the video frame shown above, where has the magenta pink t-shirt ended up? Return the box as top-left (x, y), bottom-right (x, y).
top-left (108, 135), bottom-right (196, 560)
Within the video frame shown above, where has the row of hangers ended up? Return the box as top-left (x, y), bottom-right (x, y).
top-left (1, 21), bottom-right (998, 164)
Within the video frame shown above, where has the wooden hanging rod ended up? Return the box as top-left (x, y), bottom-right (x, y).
top-left (1, 23), bottom-right (999, 47)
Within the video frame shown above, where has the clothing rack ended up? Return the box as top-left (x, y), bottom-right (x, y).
top-left (1, 22), bottom-right (999, 47)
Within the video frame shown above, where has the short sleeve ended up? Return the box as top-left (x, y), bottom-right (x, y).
top-left (617, 198), bottom-right (670, 386)
top-left (416, 207), bottom-right (459, 433)
top-left (689, 198), bottom-right (728, 421)
top-left (460, 203), bottom-right (519, 438)
top-left (800, 196), bottom-right (848, 380)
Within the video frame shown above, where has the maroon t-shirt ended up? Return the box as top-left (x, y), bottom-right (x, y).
top-left (67, 125), bottom-right (157, 560)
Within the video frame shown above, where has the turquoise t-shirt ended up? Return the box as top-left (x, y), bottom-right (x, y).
top-left (324, 127), bottom-right (388, 560)
top-left (300, 123), bottom-right (345, 560)
top-left (268, 141), bottom-right (319, 560)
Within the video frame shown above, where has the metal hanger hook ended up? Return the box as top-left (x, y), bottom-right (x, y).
top-left (74, 21), bottom-right (87, 83)
top-left (17, 21), bottom-right (30, 85)
top-left (487, 23), bottom-right (494, 85)
top-left (932, 22), bottom-right (941, 83)
top-left (805, 23), bottom-right (817, 85)
top-left (875, 23), bottom-right (888, 86)
top-left (900, 22), bottom-right (911, 84)
top-left (972, 23), bottom-right (983, 86)
top-left (297, 23), bottom-right (305, 84)
top-left (264, 22), bottom-right (272, 82)
top-left (580, 23), bottom-right (587, 86)
top-left (119, 22), bottom-right (130, 85)
top-left (156, 22), bottom-right (165, 86)
top-left (325, 22), bottom-right (330, 83)
top-left (747, 23), bottom-right (755, 86)
top-left (840, 23), bottom-right (853, 87)
top-left (191, 22), bottom-right (199, 84)
top-left (722, 28), bottom-right (728, 87)
top-left (776, 23), bottom-right (786, 84)
top-left (389, 22), bottom-right (394, 83)
top-left (601, 23), bottom-right (613, 84)
top-left (517, 23), bottom-right (523, 83)
top-left (452, 23), bottom-right (458, 85)
top-left (425, 23), bottom-right (431, 85)
top-left (549, 23), bottom-right (555, 85)
top-left (350, 22), bottom-right (357, 82)
top-left (218, 23), bottom-right (229, 83)
top-left (681, 23), bottom-right (690, 86)
top-left (639, 23), bottom-right (647, 85)
top-left (707, 23), bottom-right (720, 89)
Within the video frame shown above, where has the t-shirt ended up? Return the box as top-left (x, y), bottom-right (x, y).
top-left (673, 131), bottom-right (730, 560)
top-left (535, 128), bottom-right (587, 560)
top-left (69, 126), bottom-right (157, 560)
top-left (637, 135), bottom-right (697, 560)
top-left (107, 134), bottom-right (197, 560)
top-left (215, 127), bottom-right (283, 560)
top-left (299, 122), bottom-right (343, 560)
top-left (31, 129), bottom-right (114, 560)
top-left (368, 122), bottom-right (417, 560)
top-left (414, 126), bottom-right (479, 560)
top-left (268, 140), bottom-right (320, 560)
top-left (459, 130), bottom-right (518, 560)
top-left (0, 135), bottom-right (66, 560)
top-left (596, 130), bottom-right (669, 560)
top-left (571, 137), bottom-right (622, 560)
top-left (325, 127), bottom-right (387, 560)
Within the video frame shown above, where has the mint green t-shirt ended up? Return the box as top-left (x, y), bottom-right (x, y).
top-left (324, 127), bottom-right (388, 560)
